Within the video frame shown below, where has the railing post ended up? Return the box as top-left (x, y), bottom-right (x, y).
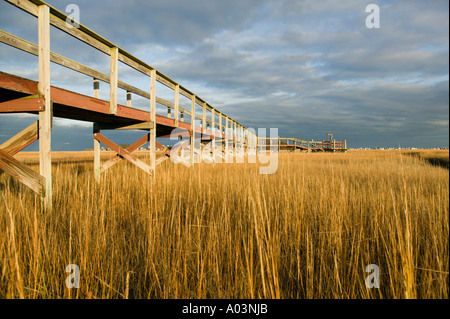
top-left (218, 113), bottom-right (223, 161)
top-left (232, 121), bottom-right (236, 160)
top-left (211, 108), bottom-right (216, 162)
top-left (191, 95), bottom-right (196, 166)
top-left (126, 91), bottom-right (132, 107)
top-left (150, 69), bottom-right (156, 174)
top-left (93, 78), bottom-right (100, 98)
top-left (174, 84), bottom-right (179, 126)
top-left (109, 46), bottom-right (118, 114)
top-left (202, 102), bottom-right (207, 132)
top-left (38, 4), bottom-right (52, 212)
top-left (93, 78), bottom-right (100, 183)
top-left (219, 113), bottom-right (222, 138)
top-left (225, 117), bottom-right (230, 163)
top-left (237, 125), bottom-right (243, 163)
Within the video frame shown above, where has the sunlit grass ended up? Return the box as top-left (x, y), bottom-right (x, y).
top-left (0, 149), bottom-right (448, 298)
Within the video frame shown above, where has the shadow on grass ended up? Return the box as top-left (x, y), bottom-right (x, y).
top-left (405, 152), bottom-right (449, 170)
top-left (424, 157), bottom-right (449, 169)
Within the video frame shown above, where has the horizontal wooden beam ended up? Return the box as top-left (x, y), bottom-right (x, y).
top-left (0, 148), bottom-right (44, 196)
top-left (0, 95), bottom-right (44, 113)
top-left (97, 121), bottom-right (154, 130)
top-left (0, 71), bottom-right (38, 95)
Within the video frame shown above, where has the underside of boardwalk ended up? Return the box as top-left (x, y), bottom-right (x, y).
top-left (0, 0), bottom-right (347, 212)
top-left (0, 71), bottom-right (204, 138)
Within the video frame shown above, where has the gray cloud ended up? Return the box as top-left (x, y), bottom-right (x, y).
top-left (0, 0), bottom-right (448, 150)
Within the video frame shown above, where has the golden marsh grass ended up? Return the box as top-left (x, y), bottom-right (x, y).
top-left (0, 149), bottom-right (448, 298)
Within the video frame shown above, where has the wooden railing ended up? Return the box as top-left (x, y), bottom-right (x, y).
top-left (0, 0), bottom-right (255, 141)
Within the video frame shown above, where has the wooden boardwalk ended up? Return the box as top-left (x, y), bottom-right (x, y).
top-left (0, 0), bottom-right (346, 211)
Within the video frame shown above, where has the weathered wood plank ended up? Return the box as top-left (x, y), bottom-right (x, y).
top-left (202, 102), bottom-right (207, 130)
top-left (149, 69), bottom-right (157, 173)
top-left (5, 0), bottom-right (38, 17)
top-left (0, 96), bottom-right (44, 113)
top-left (0, 148), bottom-right (45, 195)
top-left (174, 84), bottom-right (180, 127)
top-left (155, 141), bottom-right (169, 155)
top-left (109, 46), bottom-right (118, 114)
top-left (97, 121), bottom-right (154, 131)
top-left (38, 4), bottom-right (52, 211)
top-left (49, 11), bottom-right (111, 55)
top-left (190, 94), bottom-right (196, 166)
top-left (100, 133), bottom-right (150, 173)
top-left (94, 133), bottom-right (151, 174)
top-left (155, 155), bottom-right (170, 166)
top-left (0, 71), bottom-right (38, 95)
top-left (0, 121), bottom-right (39, 156)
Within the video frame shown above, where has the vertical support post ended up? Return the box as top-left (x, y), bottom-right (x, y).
top-left (232, 121), bottom-right (236, 160)
top-left (93, 78), bottom-right (100, 98)
top-left (225, 117), bottom-right (229, 163)
top-left (38, 4), bottom-right (52, 212)
top-left (236, 124), bottom-right (239, 160)
top-left (202, 102), bottom-right (207, 132)
top-left (109, 46), bottom-right (118, 114)
top-left (218, 113), bottom-right (222, 159)
top-left (344, 140), bottom-right (347, 149)
top-left (211, 108), bottom-right (215, 162)
top-left (167, 107), bottom-right (172, 119)
top-left (93, 79), bottom-right (100, 183)
top-left (93, 123), bottom-right (100, 183)
top-left (150, 69), bottom-right (157, 174)
top-left (190, 95), bottom-right (196, 166)
top-left (126, 91), bottom-right (132, 107)
top-left (219, 113), bottom-right (222, 138)
top-left (174, 84), bottom-right (179, 127)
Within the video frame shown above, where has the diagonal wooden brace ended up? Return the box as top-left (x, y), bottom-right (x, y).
top-left (94, 132), bottom-right (152, 174)
top-left (100, 133), bottom-right (150, 172)
top-left (0, 148), bottom-right (45, 196)
top-left (0, 121), bottom-right (39, 156)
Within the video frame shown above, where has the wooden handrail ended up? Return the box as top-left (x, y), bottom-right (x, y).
top-left (2, 0), bottom-right (254, 137)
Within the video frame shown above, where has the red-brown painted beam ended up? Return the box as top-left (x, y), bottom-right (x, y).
top-left (0, 72), bottom-right (226, 138)
top-left (0, 71), bottom-right (38, 95)
top-left (0, 96), bottom-right (44, 113)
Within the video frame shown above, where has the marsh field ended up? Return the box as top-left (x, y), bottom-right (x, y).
top-left (0, 149), bottom-right (448, 299)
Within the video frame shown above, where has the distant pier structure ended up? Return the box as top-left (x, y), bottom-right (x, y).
top-left (262, 134), bottom-right (347, 153)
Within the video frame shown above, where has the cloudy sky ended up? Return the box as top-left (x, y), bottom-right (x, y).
top-left (0, 0), bottom-right (448, 150)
